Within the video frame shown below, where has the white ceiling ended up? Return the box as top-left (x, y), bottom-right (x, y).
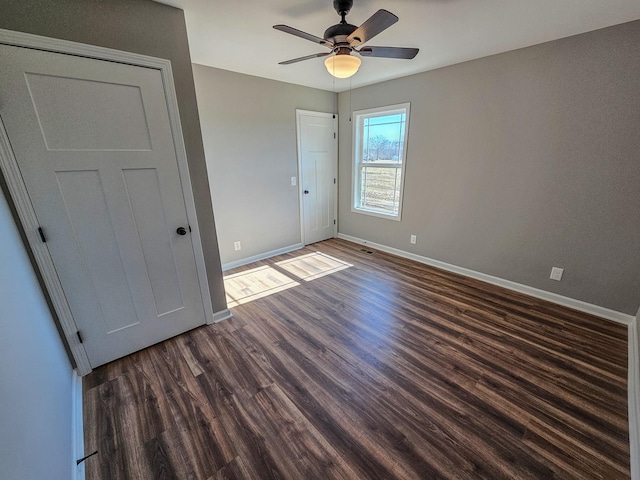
top-left (155, 0), bottom-right (640, 92)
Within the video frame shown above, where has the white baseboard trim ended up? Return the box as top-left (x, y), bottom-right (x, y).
top-left (630, 311), bottom-right (640, 480)
top-left (72, 369), bottom-right (85, 480)
top-left (221, 243), bottom-right (304, 272)
top-left (337, 233), bottom-right (634, 325)
top-left (211, 308), bottom-right (233, 324)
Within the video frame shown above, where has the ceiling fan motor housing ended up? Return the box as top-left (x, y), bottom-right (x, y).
top-left (324, 23), bottom-right (358, 46)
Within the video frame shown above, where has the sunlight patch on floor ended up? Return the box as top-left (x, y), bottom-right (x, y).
top-left (224, 252), bottom-right (352, 307)
top-left (276, 252), bottom-right (352, 281)
top-left (224, 265), bottom-right (299, 307)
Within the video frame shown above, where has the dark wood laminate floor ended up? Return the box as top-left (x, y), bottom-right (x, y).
top-left (83, 238), bottom-right (630, 479)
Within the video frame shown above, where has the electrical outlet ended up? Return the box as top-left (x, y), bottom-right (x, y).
top-left (550, 267), bottom-right (563, 281)
top-left (234, 241), bottom-right (241, 251)
top-left (410, 234), bottom-right (417, 244)
top-left (291, 176), bottom-right (297, 186)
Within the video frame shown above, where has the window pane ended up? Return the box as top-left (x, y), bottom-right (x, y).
top-left (360, 166), bottom-right (402, 214)
top-left (362, 113), bottom-right (406, 163)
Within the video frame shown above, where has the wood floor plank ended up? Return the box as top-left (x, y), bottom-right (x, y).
top-left (83, 238), bottom-right (630, 479)
top-left (144, 436), bottom-right (179, 480)
top-left (213, 455), bottom-right (260, 480)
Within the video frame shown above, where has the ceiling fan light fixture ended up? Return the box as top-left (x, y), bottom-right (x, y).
top-left (324, 54), bottom-right (361, 78)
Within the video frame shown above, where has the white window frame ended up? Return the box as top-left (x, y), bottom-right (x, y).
top-left (351, 102), bottom-right (411, 221)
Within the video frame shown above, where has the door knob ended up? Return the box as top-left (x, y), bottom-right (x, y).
top-left (176, 227), bottom-right (187, 236)
top-left (304, 190), bottom-right (309, 194)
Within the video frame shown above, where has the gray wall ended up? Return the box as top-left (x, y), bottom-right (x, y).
top-left (0, 191), bottom-right (74, 480)
top-left (338, 20), bottom-right (640, 315)
top-left (0, 0), bottom-right (227, 313)
top-left (193, 65), bottom-right (335, 266)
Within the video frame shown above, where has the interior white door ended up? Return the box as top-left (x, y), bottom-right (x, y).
top-left (0, 44), bottom-right (206, 367)
top-left (297, 111), bottom-right (337, 245)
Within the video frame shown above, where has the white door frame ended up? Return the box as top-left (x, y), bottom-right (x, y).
top-left (0, 29), bottom-right (215, 375)
top-left (295, 109), bottom-right (338, 245)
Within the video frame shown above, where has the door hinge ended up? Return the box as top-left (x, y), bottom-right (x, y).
top-left (334, 219), bottom-right (336, 225)
top-left (334, 178), bottom-right (336, 184)
top-left (76, 331), bottom-right (84, 344)
top-left (38, 226), bottom-right (47, 243)
top-left (333, 132), bottom-right (336, 139)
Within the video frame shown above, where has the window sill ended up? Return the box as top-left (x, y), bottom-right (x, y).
top-left (351, 206), bottom-right (402, 221)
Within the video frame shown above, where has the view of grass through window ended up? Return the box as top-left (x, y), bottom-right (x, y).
top-left (360, 167), bottom-right (402, 213)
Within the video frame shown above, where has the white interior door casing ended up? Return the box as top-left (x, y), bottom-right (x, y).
top-left (0, 44), bottom-right (206, 368)
top-left (296, 110), bottom-right (337, 245)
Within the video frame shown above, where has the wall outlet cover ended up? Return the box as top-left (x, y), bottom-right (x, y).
top-left (410, 234), bottom-right (417, 244)
top-left (234, 241), bottom-right (241, 251)
top-left (550, 267), bottom-right (564, 281)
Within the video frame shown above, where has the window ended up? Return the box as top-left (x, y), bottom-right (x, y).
top-left (352, 103), bottom-right (410, 220)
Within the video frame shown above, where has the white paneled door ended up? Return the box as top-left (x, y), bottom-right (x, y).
top-left (0, 44), bottom-right (206, 367)
top-left (297, 110), bottom-right (337, 245)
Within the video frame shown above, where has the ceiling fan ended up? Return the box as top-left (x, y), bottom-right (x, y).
top-left (273, 0), bottom-right (419, 79)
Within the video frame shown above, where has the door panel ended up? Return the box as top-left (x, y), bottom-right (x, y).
top-left (55, 169), bottom-right (140, 334)
top-left (122, 168), bottom-right (184, 316)
top-left (0, 44), bottom-right (206, 367)
top-left (24, 73), bottom-right (152, 151)
top-left (298, 112), bottom-right (337, 245)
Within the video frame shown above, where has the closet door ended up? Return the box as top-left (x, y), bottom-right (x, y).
top-left (0, 44), bottom-right (206, 367)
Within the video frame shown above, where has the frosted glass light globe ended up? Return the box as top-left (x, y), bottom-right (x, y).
top-left (324, 54), bottom-right (361, 78)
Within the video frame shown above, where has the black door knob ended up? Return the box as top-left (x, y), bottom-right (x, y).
top-left (304, 190), bottom-right (309, 194)
top-left (176, 227), bottom-right (187, 236)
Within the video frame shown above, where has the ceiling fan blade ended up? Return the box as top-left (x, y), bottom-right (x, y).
top-left (347, 9), bottom-right (398, 46)
top-left (273, 25), bottom-right (333, 47)
top-left (279, 52), bottom-right (332, 65)
top-left (357, 46), bottom-right (419, 59)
